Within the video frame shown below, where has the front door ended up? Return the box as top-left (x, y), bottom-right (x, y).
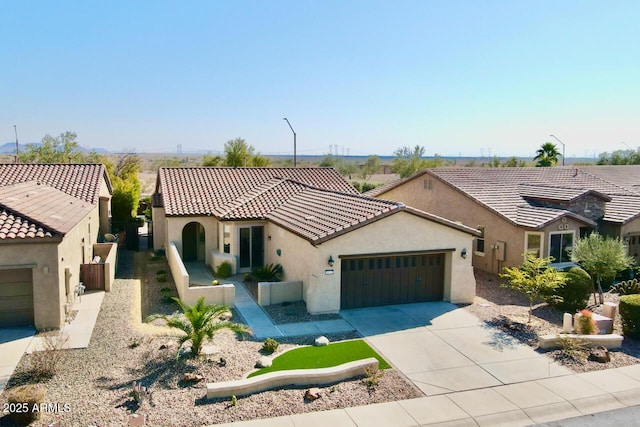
top-left (182, 222), bottom-right (199, 261)
top-left (239, 226), bottom-right (264, 270)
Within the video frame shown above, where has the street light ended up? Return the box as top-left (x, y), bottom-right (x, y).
top-left (283, 118), bottom-right (297, 167)
top-left (549, 134), bottom-right (565, 166)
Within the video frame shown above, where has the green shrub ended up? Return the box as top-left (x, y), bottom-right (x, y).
top-left (545, 267), bottom-right (592, 312)
top-left (156, 269), bottom-right (166, 275)
top-left (611, 278), bottom-right (640, 295)
top-left (251, 263), bottom-right (283, 282)
top-left (620, 294), bottom-right (640, 337)
top-left (215, 262), bottom-right (232, 278)
top-left (6, 384), bottom-right (46, 424)
top-left (262, 337), bottom-right (279, 354)
top-left (157, 275), bottom-right (167, 283)
top-left (577, 309), bottom-right (597, 334)
top-left (243, 273), bottom-right (252, 282)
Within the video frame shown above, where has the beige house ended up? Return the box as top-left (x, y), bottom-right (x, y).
top-left (0, 164), bottom-right (112, 329)
top-left (368, 166), bottom-right (640, 274)
top-left (152, 167), bottom-right (479, 312)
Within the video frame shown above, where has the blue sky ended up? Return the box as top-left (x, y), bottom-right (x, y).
top-left (2, 1), bottom-right (639, 158)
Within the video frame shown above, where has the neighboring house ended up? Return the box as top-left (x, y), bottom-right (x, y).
top-left (152, 167), bottom-right (478, 312)
top-left (0, 164), bottom-right (113, 329)
top-left (367, 167), bottom-right (640, 274)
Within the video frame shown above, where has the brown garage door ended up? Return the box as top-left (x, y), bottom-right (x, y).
top-left (0, 268), bottom-right (34, 327)
top-left (341, 253), bottom-right (445, 309)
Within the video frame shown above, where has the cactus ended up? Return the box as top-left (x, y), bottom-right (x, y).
top-left (130, 381), bottom-right (150, 405)
top-left (611, 278), bottom-right (640, 295)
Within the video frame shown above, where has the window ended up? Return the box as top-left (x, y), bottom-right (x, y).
top-left (475, 226), bottom-right (485, 255)
top-left (525, 232), bottom-right (543, 258)
top-left (549, 232), bottom-right (574, 263)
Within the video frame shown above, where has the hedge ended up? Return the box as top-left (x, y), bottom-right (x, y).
top-left (620, 294), bottom-right (640, 337)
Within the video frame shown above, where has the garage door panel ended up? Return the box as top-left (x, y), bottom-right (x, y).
top-left (341, 253), bottom-right (445, 309)
top-left (0, 268), bottom-right (34, 327)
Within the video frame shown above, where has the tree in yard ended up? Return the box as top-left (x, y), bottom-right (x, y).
top-left (391, 145), bottom-right (429, 178)
top-left (147, 297), bottom-right (251, 356)
top-left (223, 138), bottom-right (270, 167)
top-left (500, 255), bottom-right (567, 323)
top-left (18, 131), bottom-right (87, 163)
top-left (533, 142), bottom-right (561, 167)
top-left (359, 155), bottom-right (381, 180)
top-left (570, 232), bottom-right (635, 305)
top-left (202, 154), bottom-right (224, 166)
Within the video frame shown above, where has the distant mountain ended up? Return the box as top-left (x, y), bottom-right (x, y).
top-left (0, 142), bottom-right (109, 154)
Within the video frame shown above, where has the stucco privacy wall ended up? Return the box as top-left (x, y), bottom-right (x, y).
top-left (265, 211), bottom-right (475, 314)
top-left (152, 206), bottom-right (166, 251)
top-left (264, 223), bottom-right (317, 304)
top-left (165, 217), bottom-right (218, 265)
top-left (93, 243), bottom-right (117, 292)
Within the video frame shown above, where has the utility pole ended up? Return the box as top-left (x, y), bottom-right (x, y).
top-left (283, 118), bottom-right (297, 167)
top-left (13, 125), bottom-right (19, 163)
top-left (549, 134), bottom-right (566, 166)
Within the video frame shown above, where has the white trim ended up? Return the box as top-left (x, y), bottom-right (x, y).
top-left (524, 231), bottom-right (545, 258)
top-left (548, 230), bottom-right (576, 263)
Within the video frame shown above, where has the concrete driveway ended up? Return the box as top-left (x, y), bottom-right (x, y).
top-left (0, 326), bottom-right (35, 391)
top-left (340, 302), bottom-right (572, 396)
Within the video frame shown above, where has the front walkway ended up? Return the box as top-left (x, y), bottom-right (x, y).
top-left (0, 326), bottom-right (34, 391)
top-left (184, 262), bottom-right (355, 340)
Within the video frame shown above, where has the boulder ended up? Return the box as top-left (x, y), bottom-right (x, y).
top-left (182, 373), bottom-right (205, 383)
top-left (219, 311), bottom-right (233, 321)
top-left (255, 356), bottom-right (272, 368)
top-left (304, 387), bottom-right (322, 402)
top-left (314, 336), bottom-right (330, 346)
top-left (588, 346), bottom-right (611, 363)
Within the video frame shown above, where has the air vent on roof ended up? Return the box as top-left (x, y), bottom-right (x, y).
top-left (50, 215), bottom-right (62, 220)
top-left (305, 215), bottom-right (315, 221)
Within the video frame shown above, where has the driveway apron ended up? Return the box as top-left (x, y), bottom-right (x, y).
top-left (340, 302), bottom-right (572, 396)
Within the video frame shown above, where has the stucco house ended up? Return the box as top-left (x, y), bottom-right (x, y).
top-left (151, 167), bottom-right (478, 312)
top-left (367, 167), bottom-right (640, 275)
top-left (0, 164), bottom-right (112, 329)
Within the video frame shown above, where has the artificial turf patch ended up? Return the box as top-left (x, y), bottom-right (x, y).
top-left (248, 339), bottom-right (390, 377)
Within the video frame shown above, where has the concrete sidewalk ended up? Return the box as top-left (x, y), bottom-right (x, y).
top-left (211, 364), bottom-right (640, 426)
top-left (0, 326), bottom-right (34, 391)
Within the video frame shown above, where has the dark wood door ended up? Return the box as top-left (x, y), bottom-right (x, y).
top-left (341, 253), bottom-right (445, 309)
top-left (182, 222), bottom-right (198, 262)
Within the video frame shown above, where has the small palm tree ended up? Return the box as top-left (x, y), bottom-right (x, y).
top-left (148, 297), bottom-right (251, 356)
top-left (534, 142), bottom-right (561, 167)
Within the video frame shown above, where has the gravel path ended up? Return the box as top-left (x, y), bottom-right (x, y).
top-left (0, 249), bottom-right (420, 427)
top-left (465, 269), bottom-right (640, 373)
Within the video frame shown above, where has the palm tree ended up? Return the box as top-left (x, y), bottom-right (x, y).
top-left (148, 297), bottom-right (252, 356)
top-left (534, 142), bottom-right (561, 167)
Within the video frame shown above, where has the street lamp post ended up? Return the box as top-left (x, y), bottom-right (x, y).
top-left (283, 118), bottom-right (296, 167)
top-left (549, 134), bottom-right (565, 166)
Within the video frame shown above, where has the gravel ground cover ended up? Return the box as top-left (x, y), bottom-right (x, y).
top-left (465, 269), bottom-right (640, 373)
top-left (0, 249), bottom-right (420, 427)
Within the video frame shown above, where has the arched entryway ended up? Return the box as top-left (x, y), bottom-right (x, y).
top-left (182, 222), bottom-right (205, 261)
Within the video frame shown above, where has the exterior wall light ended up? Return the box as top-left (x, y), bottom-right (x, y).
top-left (461, 248), bottom-right (467, 259)
top-left (328, 255), bottom-right (335, 267)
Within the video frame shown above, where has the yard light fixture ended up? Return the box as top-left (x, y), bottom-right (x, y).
top-left (461, 248), bottom-right (467, 259)
top-left (549, 134), bottom-right (565, 166)
top-left (283, 117), bottom-right (297, 167)
top-left (328, 255), bottom-right (334, 267)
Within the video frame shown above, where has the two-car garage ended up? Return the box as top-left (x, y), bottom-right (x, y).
top-left (0, 268), bottom-right (34, 327)
top-left (340, 252), bottom-right (446, 309)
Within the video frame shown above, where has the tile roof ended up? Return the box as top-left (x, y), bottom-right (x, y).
top-left (0, 209), bottom-right (55, 240)
top-left (155, 167), bottom-right (478, 243)
top-left (0, 163), bottom-right (110, 205)
top-left (518, 184), bottom-right (611, 203)
top-left (369, 167), bottom-right (640, 228)
top-left (0, 181), bottom-right (94, 240)
top-left (156, 167), bottom-right (359, 216)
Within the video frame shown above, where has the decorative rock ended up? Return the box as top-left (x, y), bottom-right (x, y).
top-left (217, 357), bottom-right (227, 367)
top-left (314, 336), bottom-right (330, 346)
top-left (255, 356), bottom-right (272, 368)
top-left (562, 313), bottom-right (573, 333)
top-left (128, 413), bottom-right (146, 426)
top-left (589, 346), bottom-right (611, 363)
top-left (219, 311), bottom-right (233, 321)
top-left (158, 342), bottom-right (170, 350)
top-left (182, 373), bottom-right (205, 383)
top-left (304, 387), bottom-right (322, 402)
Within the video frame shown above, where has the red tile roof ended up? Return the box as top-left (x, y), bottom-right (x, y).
top-left (370, 167), bottom-right (640, 227)
top-left (0, 163), bottom-right (111, 205)
top-left (0, 209), bottom-right (55, 240)
top-left (0, 181), bottom-right (94, 240)
top-left (156, 167), bottom-right (359, 216)
top-left (155, 167), bottom-right (478, 243)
